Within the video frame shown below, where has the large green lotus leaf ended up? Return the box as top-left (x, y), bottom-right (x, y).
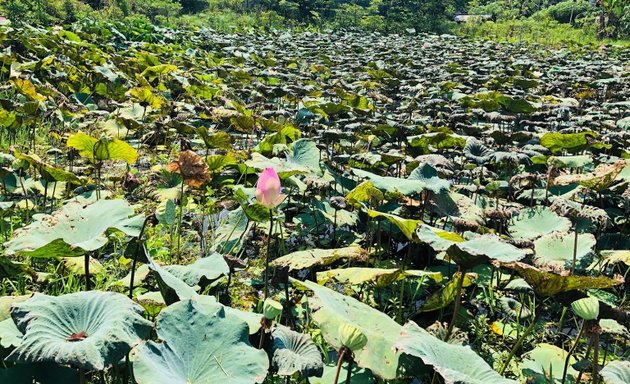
top-left (446, 235), bottom-right (527, 269)
top-left (407, 163), bottom-right (451, 194)
top-left (5, 199), bottom-right (144, 258)
top-left (317, 268), bottom-right (404, 288)
top-left (164, 253), bottom-right (229, 287)
top-left (246, 139), bottom-right (322, 177)
top-left (353, 169), bottom-right (427, 196)
top-left (548, 155), bottom-right (592, 169)
top-left (132, 299), bottom-right (268, 384)
top-left (271, 326), bottom-right (323, 377)
top-left (415, 224), bottom-right (464, 252)
top-left (498, 262), bottom-right (623, 296)
top-left (394, 321), bottom-right (517, 384)
top-left (67, 132), bottom-right (138, 164)
top-left (0, 362), bottom-right (79, 384)
top-left (294, 279), bottom-right (411, 380)
top-left (520, 343), bottom-right (576, 383)
top-left (14, 152), bottom-right (84, 184)
top-left (540, 131), bottom-right (597, 153)
top-left (509, 207), bottom-right (571, 240)
top-left (7, 291), bottom-right (152, 371)
top-left (408, 132), bottom-right (466, 152)
top-left (533, 232), bottom-right (596, 272)
top-left (270, 247), bottom-right (366, 271)
top-left (601, 360), bottom-right (630, 384)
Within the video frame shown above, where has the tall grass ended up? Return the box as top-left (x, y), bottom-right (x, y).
top-left (456, 18), bottom-right (630, 49)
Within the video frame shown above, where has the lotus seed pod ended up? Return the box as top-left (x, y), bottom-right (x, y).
top-left (571, 297), bottom-right (599, 320)
top-left (338, 323), bottom-right (367, 351)
top-left (263, 298), bottom-right (283, 320)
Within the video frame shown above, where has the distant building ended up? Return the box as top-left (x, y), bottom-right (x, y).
top-left (453, 14), bottom-right (495, 23)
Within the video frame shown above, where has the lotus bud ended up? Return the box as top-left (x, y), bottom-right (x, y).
top-left (255, 168), bottom-right (285, 209)
top-left (263, 298), bottom-right (283, 320)
top-left (338, 323), bottom-right (367, 352)
top-left (571, 297), bottom-right (599, 321)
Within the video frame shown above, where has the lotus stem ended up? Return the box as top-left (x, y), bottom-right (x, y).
top-left (79, 368), bottom-right (86, 384)
top-left (571, 219), bottom-right (579, 275)
top-left (176, 181), bottom-right (185, 261)
top-left (263, 209), bottom-right (273, 300)
top-left (333, 348), bottom-right (348, 384)
top-left (129, 216), bottom-right (151, 299)
top-left (561, 319), bottom-right (585, 384)
top-left (499, 314), bottom-right (538, 375)
top-left (444, 268), bottom-right (465, 342)
top-left (84, 254), bottom-right (90, 291)
top-left (592, 329), bottom-right (600, 384)
top-left (346, 358), bottom-right (354, 384)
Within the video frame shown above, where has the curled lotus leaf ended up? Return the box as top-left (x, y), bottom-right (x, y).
top-left (271, 326), bottom-right (323, 377)
top-left (7, 291), bottom-right (152, 371)
top-left (497, 262), bottom-right (623, 296)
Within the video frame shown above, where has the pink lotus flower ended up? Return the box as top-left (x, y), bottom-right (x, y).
top-left (256, 168), bottom-right (284, 209)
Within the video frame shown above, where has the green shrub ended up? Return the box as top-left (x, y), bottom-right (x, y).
top-left (0, 0), bottom-right (92, 25)
top-left (542, 0), bottom-right (593, 24)
top-left (129, 0), bottom-right (182, 21)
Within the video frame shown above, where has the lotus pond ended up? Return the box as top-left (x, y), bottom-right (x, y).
top-left (0, 19), bottom-right (629, 384)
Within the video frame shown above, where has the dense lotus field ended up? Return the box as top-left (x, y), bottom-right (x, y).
top-left (0, 18), bottom-right (630, 384)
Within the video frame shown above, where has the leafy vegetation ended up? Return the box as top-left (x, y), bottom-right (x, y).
top-left (0, 12), bottom-right (629, 384)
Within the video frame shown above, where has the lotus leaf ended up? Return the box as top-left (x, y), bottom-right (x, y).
top-left (293, 278), bottom-right (408, 379)
top-left (271, 326), bottom-right (323, 377)
top-left (394, 321), bottom-right (517, 384)
top-left (7, 291), bottom-right (152, 370)
top-left (498, 262), bottom-right (623, 296)
top-left (5, 199), bottom-right (144, 258)
top-left (508, 207), bottom-right (571, 240)
top-left (520, 343), bottom-right (576, 383)
top-left (132, 299), bottom-right (268, 384)
top-left (533, 232), bottom-right (596, 272)
top-left (271, 246), bottom-right (366, 271)
top-left (601, 360), bottom-right (630, 384)
top-left (446, 235), bottom-right (527, 269)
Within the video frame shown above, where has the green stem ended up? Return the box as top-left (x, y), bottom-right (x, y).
top-left (444, 268), bottom-right (465, 342)
top-left (561, 319), bottom-right (585, 384)
top-left (263, 209), bottom-right (273, 300)
top-left (129, 216), bottom-right (150, 299)
top-left (176, 182), bottom-right (185, 261)
top-left (500, 314), bottom-right (538, 375)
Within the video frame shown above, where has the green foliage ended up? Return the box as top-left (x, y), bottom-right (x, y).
top-left (0, 0), bottom-right (93, 25)
top-left (541, 0), bottom-right (593, 24)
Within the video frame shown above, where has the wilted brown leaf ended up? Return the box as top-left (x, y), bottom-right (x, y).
top-left (166, 150), bottom-right (210, 187)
